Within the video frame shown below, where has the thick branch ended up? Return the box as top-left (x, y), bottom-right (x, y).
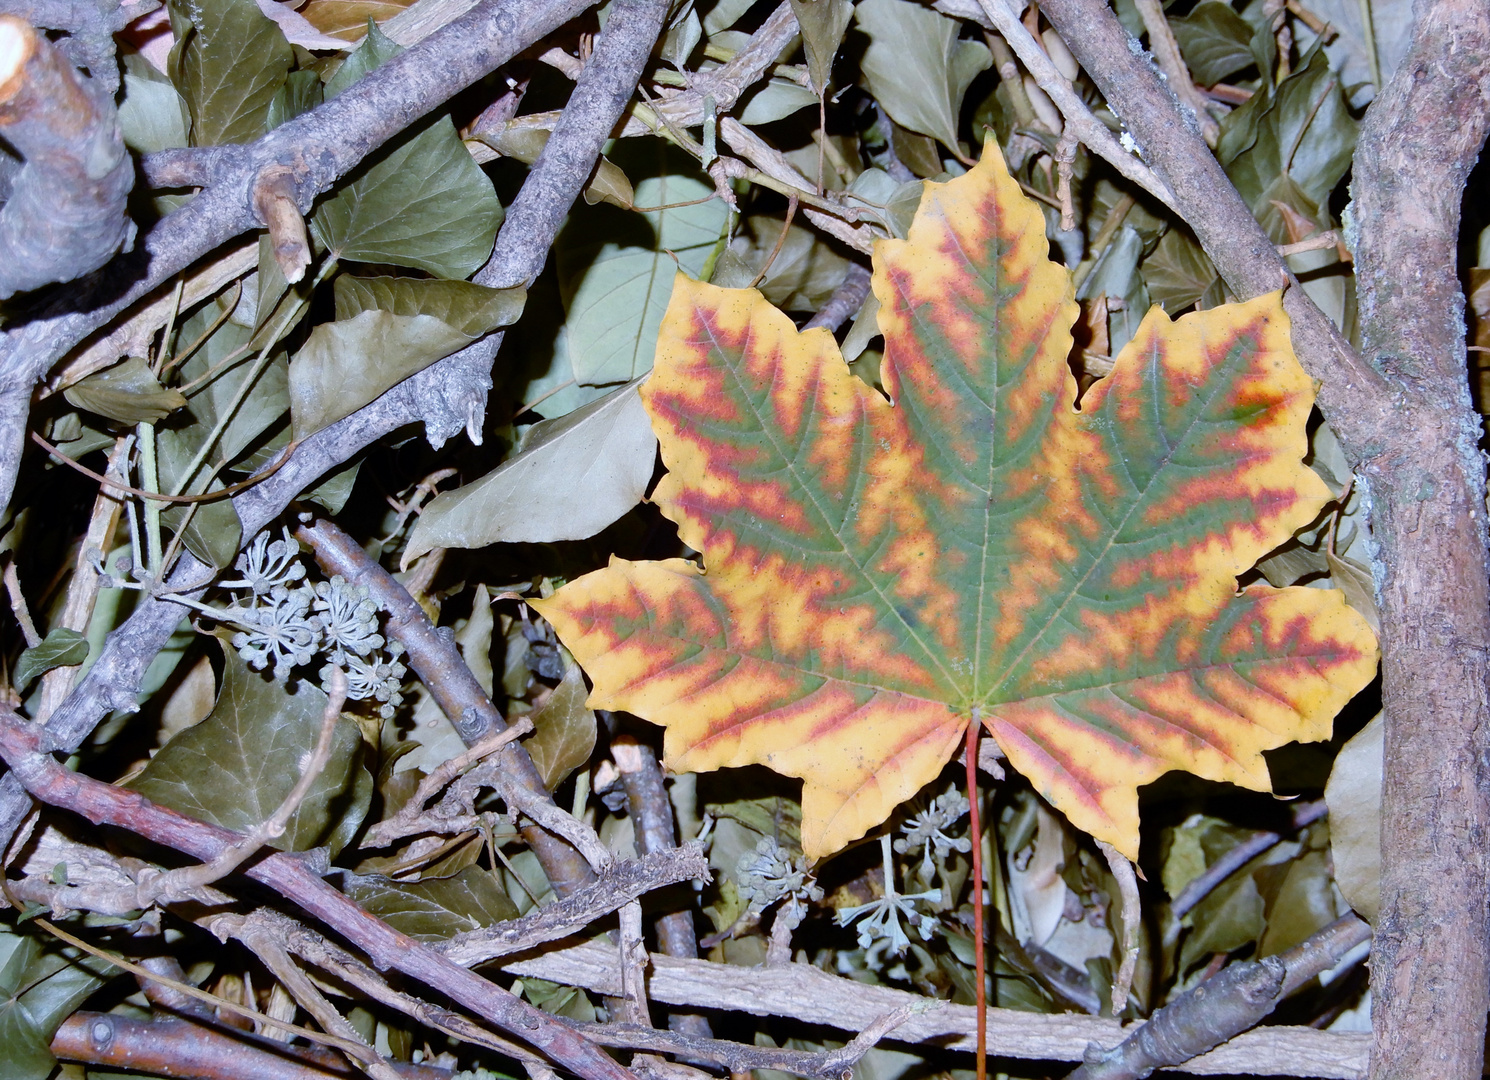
top-left (54, 1011), bottom-right (454, 1080)
top-left (505, 939), bottom-right (1370, 1077)
top-left (0, 16), bottom-right (132, 299)
top-left (1346, 2), bottom-right (1490, 1079)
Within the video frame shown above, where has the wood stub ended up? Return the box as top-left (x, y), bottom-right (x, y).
top-left (0, 17), bottom-right (38, 103)
top-left (0, 15), bottom-right (133, 299)
top-left (251, 165), bottom-right (310, 284)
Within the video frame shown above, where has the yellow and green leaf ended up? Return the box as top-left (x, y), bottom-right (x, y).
top-left (535, 144), bottom-right (1377, 861)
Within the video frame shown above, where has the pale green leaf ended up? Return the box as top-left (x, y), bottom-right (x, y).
top-left (1324, 713), bottom-right (1382, 923)
top-left (288, 310), bottom-right (476, 439)
top-left (64, 356), bottom-right (188, 424)
top-left (557, 142), bottom-right (729, 386)
top-left (130, 648), bottom-right (370, 854)
top-left (737, 78), bottom-right (820, 124)
top-left (403, 380), bottom-right (657, 565)
top-left (119, 56), bottom-right (191, 154)
top-left (855, 0), bottom-right (990, 153)
top-left (790, 0), bottom-right (853, 94)
top-left (333, 276), bottom-right (526, 337)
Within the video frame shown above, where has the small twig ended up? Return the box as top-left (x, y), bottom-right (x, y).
top-left (804, 262), bottom-right (874, 334)
top-left (438, 843), bottom-right (709, 968)
top-left (972, 0), bottom-right (1177, 210)
top-left (1276, 231), bottom-right (1341, 257)
top-left (748, 196), bottom-right (800, 288)
top-left (229, 916), bottom-right (403, 1080)
top-left (363, 717), bottom-right (533, 847)
top-left (571, 1003), bottom-right (922, 1080)
top-left (30, 431), bottom-right (299, 504)
top-left (500, 778), bottom-right (614, 874)
top-left (618, 899), bottom-right (652, 1026)
top-left (1172, 800), bottom-right (1327, 919)
top-left (1095, 840), bottom-right (1140, 1015)
top-left (3, 559), bottom-right (41, 649)
top-left (1054, 128), bottom-right (1080, 232)
top-left (30, 918), bottom-right (374, 1055)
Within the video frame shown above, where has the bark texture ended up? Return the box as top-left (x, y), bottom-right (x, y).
top-left (1033, 0), bottom-right (1490, 1073)
top-left (1349, 2), bottom-right (1490, 1078)
top-left (0, 15), bottom-right (132, 299)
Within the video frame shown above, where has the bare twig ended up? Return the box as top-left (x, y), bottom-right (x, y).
top-left (362, 718), bottom-right (533, 847)
top-left (969, 0), bottom-right (1177, 210)
top-left (498, 775), bottom-right (614, 874)
top-left (1096, 840), bottom-right (1140, 1016)
top-left (0, 711), bottom-right (639, 1080)
top-left (3, 558), bottom-right (41, 648)
top-left (437, 843), bottom-right (709, 968)
top-left (54, 1011), bottom-right (456, 1080)
top-left (617, 898), bottom-right (652, 1026)
top-left (229, 917), bottom-right (403, 1080)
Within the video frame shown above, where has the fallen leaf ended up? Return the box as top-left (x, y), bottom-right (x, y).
top-left (1324, 713), bottom-right (1381, 922)
top-left (402, 379), bottom-right (657, 565)
top-left (535, 145), bottom-right (1377, 859)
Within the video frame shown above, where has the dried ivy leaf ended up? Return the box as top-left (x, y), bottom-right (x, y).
top-left (130, 649), bottom-right (370, 854)
top-left (526, 660), bottom-right (598, 790)
top-left (64, 356), bottom-right (188, 424)
top-left (168, 0), bottom-right (293, 146)
top-left (299, 0), bottom-right (413, 41)
top-left (14, 629), bottom-right (89, 691)
top-left (288, 312), bottom-right (479, 439)
top-left (344, 867), bottom-right (518, 941)
top-left (1170, 1), bottom-right (1257, 87)
top-left (0, 924), bottom-right (113, 1080)
top-left (1218, 45), bottom-right (1357, 213)
top-left (855, 0), bottom-right (991, 156)
top-left (333, 276), bottom-right (525, 336)
top-left (402, 379), bottom-right (657, 564)
top-left (538, 146), bottom-right (1378, 859)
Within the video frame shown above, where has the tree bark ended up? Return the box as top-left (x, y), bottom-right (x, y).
top-left (1349, 2), bottom-right (1490, 1078)
top-left (1031, 0), bottom-right (1490, 1074)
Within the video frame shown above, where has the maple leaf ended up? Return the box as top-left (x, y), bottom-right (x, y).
top-left (534, 145), bottom-right (1378, 861)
